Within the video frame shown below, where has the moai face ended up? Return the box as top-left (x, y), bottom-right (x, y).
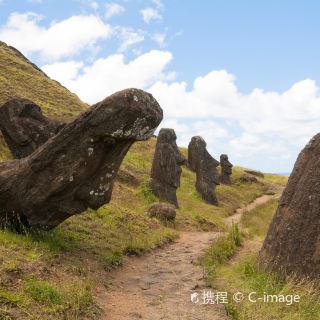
top-left (150, 128), bottom-right (186, 207)
top-left (220, 154), bottom-right (233, 174)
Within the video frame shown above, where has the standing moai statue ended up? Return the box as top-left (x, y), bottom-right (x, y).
top-left (220, 154), bottom-right (233, 184)
top-left (258, 132), bottom-right (320, 280)
top-left (188, 136), bottom-right (220, 205)
top-left (150, 128), bottom-right (186, 207)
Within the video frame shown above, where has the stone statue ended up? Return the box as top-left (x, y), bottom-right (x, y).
top-left (259, 133), bottom-right (320, 280)
top-left (0, 88), bottom-right (163, 230)
top-left (0, 98), bottom-right (64, 158)
top-left (150, 128), bottom-right (186, 207)
top-left (220, 154), bottom-right (233, 184)
top-left (188, 136), bottom-right (220, 205)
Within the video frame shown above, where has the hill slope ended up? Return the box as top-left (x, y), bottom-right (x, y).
top-left (0, 43), bottom-right (288, 319)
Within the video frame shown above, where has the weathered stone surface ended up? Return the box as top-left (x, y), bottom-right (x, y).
top-left (147, 203), bottom-right (176, 221)
top-left (259, 133), bottom-right (320, 280)
top-left (244, 170), bottom-right (264, 178)
top-left (150, 128), bottom-right (186, 207)
top-left (0, 98), bottom-right (64, 159)
top-left (188, 136), bottom-right (220, 205)
top-left (239, 173), bottom-right (258, 183)
top-left (220, 154), bottom-right (233, 184)
top-left (0, 88), bottom-right (163, 230)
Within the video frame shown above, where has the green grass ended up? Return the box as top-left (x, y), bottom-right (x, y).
top-left (241, 198), bottom-right (279, 239)
top-left (205, 195), bottom-right (320, 320)
top-left (204, 223), bottom-right (243, 283)
top-left (219, 254), bottom-right (320, 320)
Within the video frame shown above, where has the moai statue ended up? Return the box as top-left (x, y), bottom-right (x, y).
top-left (259, 132), bottom-right (320, 280)
top-left (0, 98), bottom-right (64, 159)
top-left (220, 154), bottom-right (233, 184)
top-left (150, 128), bottom-right (186, 207)
top-left (188, 136), bottom-right (220, 205)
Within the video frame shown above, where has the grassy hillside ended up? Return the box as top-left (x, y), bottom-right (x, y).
top-left (0, 43), bottom-right (288, 319)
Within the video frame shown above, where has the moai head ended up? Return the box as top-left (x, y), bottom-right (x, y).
top-left (150, 128), bottom-right (186, 207)
top-left (220, 154), bottom-right (233, 184)
top-left (0, 99), bottom-right (63, 158)
top-left (188, 136), bottom-right (220, 205)
top-left (188, 136), bottom-right (206, 171)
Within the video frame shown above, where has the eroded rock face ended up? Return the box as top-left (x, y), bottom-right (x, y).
top-left (150, 128), bottom-right (186, 207)
top-left (259, 133), bottom-right (320, 280)
top-left (188, 136), bottom-right (220, 205)
top-left (0, 99), bottom-right (64, 159)
top-left (220, 154), bottom-right (233, 184)
top-left (0, 89), bottom-right (163, 230)
top-left (148, 203), bottom-right (176, 221)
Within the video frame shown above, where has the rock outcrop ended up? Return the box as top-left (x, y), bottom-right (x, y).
top-left (220, 154), bottom-right (233, 184)
top-left (239, 173), bottom-right (258, 183)
top-left (244, 170), bottom-right (264, 178)
top-left (188, 136), bottom-right (220, 205)
top-left (0, 89), bottom-right (163, 230)
top-left (0, 98), bottom-right (64, 159)
top-left (259, 133), bottom-right (320, 280)
top-left (148, 203), bottom-right (176, 221)
top-left (150, 128), bottom-right (186, 207)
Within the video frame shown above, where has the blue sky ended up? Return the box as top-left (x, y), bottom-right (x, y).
top-left (1, 0), bottom-right (320, 173)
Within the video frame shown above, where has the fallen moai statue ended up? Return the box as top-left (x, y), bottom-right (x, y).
top-left (150, 128), bottom-right (186, 207)
top-left (188, 136), bottom-right (220, 205)
top-left (0, 89), bottom-right (163, 230)
top-left (0, 98), bottom-right (64, 159)
top-left (258, 133), bottom-right (320, 280)
top-left (220, 154), bottom-right (233, 184)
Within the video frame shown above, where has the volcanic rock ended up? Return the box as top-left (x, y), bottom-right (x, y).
top-left (0, 88), bottom-right (163, 230)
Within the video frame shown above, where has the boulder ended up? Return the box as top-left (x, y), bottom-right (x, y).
top-left (0, 98), bottom-right (64, 159)
top-left (239, 173), bottom-right (258, 183)
top-left (148, 203), bottom-right (176, 221)
top-left (188, 136), bottom-right (220, 205)
top-left (0, 88), bottom-right (163, 230)
top-left (244, 170), bottom-right (264, 178)
top-left (220, 154), bottom-right (233, 184)
top-left (259, 133), bottom-right (320, 280)
top-left (150, 128), bottom-right (186, 208)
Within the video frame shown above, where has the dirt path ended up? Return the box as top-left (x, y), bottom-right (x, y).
top-left (224, 194), bottom-right (274, 227)
top-left (96, 194), bottom-right (276, 320)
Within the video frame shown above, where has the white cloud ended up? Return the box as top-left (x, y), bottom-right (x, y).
top-left (42, 61), bottom-right (84, 84)
top-left (152, 33), bottom-right (166, 47)
top-left (41, 47), bottom-right (320, 172)
top-left (115, 27), bottom-right (144, 52)
top-left (0, 12), bottom-right (112, 61)
top-left (152, 0), bottom-right (163, 8)
top-left (90, 1), bottom-right (99, 10)
top-left (140, 8), bottom-right (162, 24)
top-left (105, 3), bottom-right (125, 19)
top-left (43, 50), bottom-right (173, 103)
